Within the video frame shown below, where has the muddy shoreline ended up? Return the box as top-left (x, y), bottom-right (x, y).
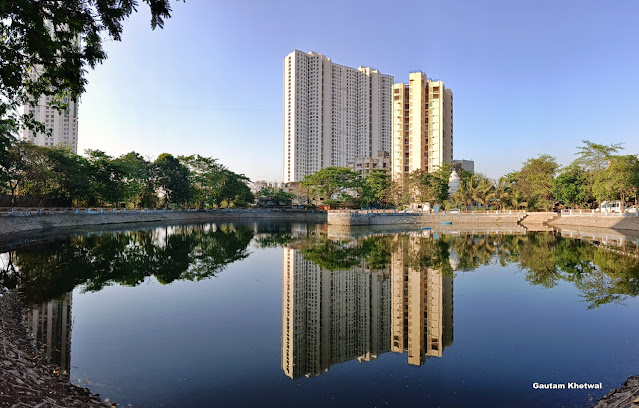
top-left (0, 290), bottom-right (105, 407)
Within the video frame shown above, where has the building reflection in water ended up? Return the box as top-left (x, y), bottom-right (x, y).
top-left (282, 234), bottom-right (454, 379)
top-left (25, 292), bottom-right (73, 379)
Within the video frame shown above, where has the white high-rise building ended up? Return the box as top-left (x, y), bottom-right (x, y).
top-left (22, 94), bottom-right (79, 153)
top-left (21, 20), bottom-right (80, 154)
top-left (283, 50), bottom-right (393, 183)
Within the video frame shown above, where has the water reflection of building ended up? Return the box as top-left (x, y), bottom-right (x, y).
top-left (281, 248), bottom-right (391, 379)
top-left (281, 235), bottom-right (454, 379)
top-left (26, 292), bottom-right (73, 378)
top-left (391, 236), bottom-right (453, 366)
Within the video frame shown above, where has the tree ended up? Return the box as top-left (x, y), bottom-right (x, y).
top-left (404, 169), bottom-right (449, 206)
top-left (214, 170), bottom-right (254, 208)
top-left (115, 152), bottom-right (154, 208)
top-left (45, 147), bottom-right (92, 205)
top-left (2, 139), bottom-right (30, 206)
top-left (301, 167), bottom-right (360, 207)
top-left (574, 140), bottom-right (623, 173)
top-left (1, 1), bottom-right (180, 143)
top-left (432, 165), bottom-right (453, 204)
top-left (17, 144), bottom-right (57, 204)
top-left (86, 150), bottom-right (124, 206)
top-left (509, 190), bottom-right (528, 210)
top-left (360, 169), bottom-right (391, 208)
top-left (389, 177), bottom-right (410, 208)
top-left (552, 164), bottom-right (592, 208)
top-left (0, 134), bottom-right (15, 190)
top-left (179, 155), bottom-right (226, 208)
top-left (493, 177), bottom-right (512, 210)
top-left (513, 155), bottom-right (559, 211)
top-left (592, 155), bottom-right (639, 212)
top-left (473, 177), bottom-right (495, 211)
top-left (154, 153), bottom-right (191, 207)
top-left (257, 187), bottom-right (294, 202)
top-left (451, 186), bottom-right (468, 210)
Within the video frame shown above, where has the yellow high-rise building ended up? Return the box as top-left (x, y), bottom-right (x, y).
top-left (391, 72), bottom-right (453, 179)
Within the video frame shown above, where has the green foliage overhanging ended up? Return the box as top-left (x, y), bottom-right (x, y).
top-left (1, 0), bottom-right (182, 140)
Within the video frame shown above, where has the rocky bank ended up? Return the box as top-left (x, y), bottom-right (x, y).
top-left (0, 290), bottom-right (105, 408)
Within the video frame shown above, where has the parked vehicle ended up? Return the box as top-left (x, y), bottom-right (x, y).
top-left (448, 208), bottom-right (461, 214)
top-left (600, 201), bottom-right (622, 213)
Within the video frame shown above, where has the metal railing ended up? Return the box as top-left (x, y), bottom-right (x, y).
top-left (560, 209), bottom-right (639, 217)
top-left (328, 209), bottom-right (525, 216)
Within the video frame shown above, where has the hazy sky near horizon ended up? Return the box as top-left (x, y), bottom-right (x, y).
top-left (78, 0), bottom-right (639, 181)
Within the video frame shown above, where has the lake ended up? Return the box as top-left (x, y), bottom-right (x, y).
top-left (2, 221), bottom-right (638, 408)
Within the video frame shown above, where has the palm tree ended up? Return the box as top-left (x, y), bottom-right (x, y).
top-left (510, 190), bottom-right (528, 210)
top-left (452, 187), bottom-right (467, 210)
top-left (494, 177), bottom-right (512, 210)
top-left (473, 178), bottom-right (495, 211)
top-left (464, 174), bottom-right (481, 211)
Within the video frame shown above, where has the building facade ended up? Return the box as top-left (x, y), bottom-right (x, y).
top-left (452, 159), bottom-right (474, 173)
top-left (22, 95), bottom-right (79, 153)
top-left (348, 150), bottom-right (392, 177)
top-left (283, 50), bottom-right (393, 183)
top-left (391, 72), bottom-right (453, 179)
top-left (22, 21), bottom-right (80, 153)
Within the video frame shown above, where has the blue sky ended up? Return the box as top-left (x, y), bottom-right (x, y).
top-left (78, 0), bottom-right (639, 182)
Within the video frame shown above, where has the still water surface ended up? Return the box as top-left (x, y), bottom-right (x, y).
top-left (2, 221), bottom-right (639, 408)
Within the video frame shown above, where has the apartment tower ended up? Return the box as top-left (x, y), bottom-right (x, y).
top-left (21, 20), bottom-right (80, 153)
top-left (391, 72), bottom-right (453, 178)
top-left (283, 50), bottom-right (393, 183)
top-left (23, 95), bottom-right (79, 153)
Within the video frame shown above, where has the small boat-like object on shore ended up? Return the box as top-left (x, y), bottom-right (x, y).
top-left (420, 227), bottom-right (431, 230)
top-left (440, 221), bottom-right (453, 225)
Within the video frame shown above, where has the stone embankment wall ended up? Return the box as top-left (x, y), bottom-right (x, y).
top-left (520, 212), bottom-right (558, 224)
top-left (549, 213), bottom-right (639, 232)
top-left (327, 211), bottom-right (525, 226)
top-left (0, 210), bottom-right (327, 239)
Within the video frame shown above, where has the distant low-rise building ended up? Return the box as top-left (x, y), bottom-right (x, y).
top-left (452, 159), bottom-right (474, 173)
top-left (255, 196), bottom-right (293, 207)
top-left (251, 180), bottom-right (284, 195)
top-left (348, 151), bottom-right (391, 177)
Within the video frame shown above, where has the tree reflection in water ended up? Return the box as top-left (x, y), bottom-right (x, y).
top-left (0, 223), bottom-right (255, 304)
top-left (289, 230), bottom-right (639, 309)
top-left (0, 226), bottom-right (637, 309)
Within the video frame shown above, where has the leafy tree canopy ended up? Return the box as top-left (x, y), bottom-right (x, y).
top-left (574, 140), bottom-right (623, 173)
top-left (1, 0), bottom-right (181, 139)
top-left (301, 167), bottom-right (360, 206)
